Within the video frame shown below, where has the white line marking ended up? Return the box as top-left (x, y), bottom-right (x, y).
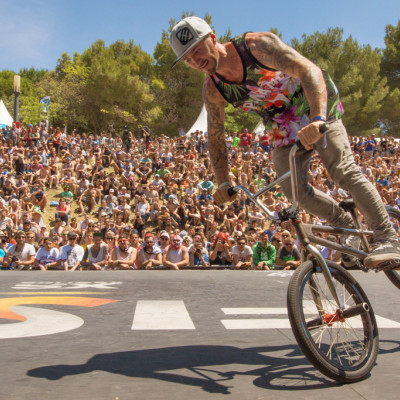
top-left (221, 307), bottom-right (400, 329)
top-left (222, 308), bottom-right (288, 315)
top-left (132, 300), bottom-right (195, 330)
top-left (221, 319), bottom-right (292, 329)
top-left (0, 306), bottom-right (84, 339)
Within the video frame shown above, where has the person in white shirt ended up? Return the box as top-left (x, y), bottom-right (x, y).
top-left (34, 237), bottom-right (60, 271)
top-left (81, 232), bottom-right (109, 270)
top-left (4, 231), bottom-right (36, 270)
top-left (58, 232), bottom-right (85, 271)
top-left (232, 237), bottom-right (253, 269)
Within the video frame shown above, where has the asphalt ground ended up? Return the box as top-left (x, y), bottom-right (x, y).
top-left (0, 270), bottom-right (399, 400)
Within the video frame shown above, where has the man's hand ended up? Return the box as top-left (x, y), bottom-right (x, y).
top-left (213, 185), bottom-right (237, 206)
top-left (297, 121), bottom-right (325, 150)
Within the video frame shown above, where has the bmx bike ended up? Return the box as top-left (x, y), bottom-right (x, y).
top-left (229, 136), bottom-right (399, 383)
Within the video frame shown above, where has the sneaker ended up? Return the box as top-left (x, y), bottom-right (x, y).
top-left (364, 241), bottom-right (400, 269)
top-left (341, 233), bottom-right (361, 267)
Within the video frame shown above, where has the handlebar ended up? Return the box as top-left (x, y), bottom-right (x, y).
top-left (294, 122), bottom-right (330, 149)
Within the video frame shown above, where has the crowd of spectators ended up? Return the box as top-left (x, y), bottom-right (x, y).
top-left (0, 121), bottom-right (399, 271)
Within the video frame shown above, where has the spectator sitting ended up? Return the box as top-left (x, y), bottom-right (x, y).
top-left (158, 231), bottom-right (170, 254)
top-left (320, 235), bottom-right (342, 263)
top-left (4, 231), bottom-right (36, 270)
top-left (108, 234), bottom-right (137, 270)
top-left (55, 198), bottom-right (70, 224)
top-left (137, 233), bottom-right (162, 269)
top-left (252, 231), bottom-right (276, 270)
top-left (276, 237), bottom-right (302, 270)
top-left (58, 231), bottom-right (85, 271)
top-left (232, 236), bottom-right (253, 269)
top-left (162, 234), bottom-right (189, 270)
top-left (188, 232), bottom-right (210, 268)
top-left (34, 237), bottom-right (60, 270)
top-left (81, 232), bottom-right (109, 270)
top-left (209, 232), bottom-right (232, 266)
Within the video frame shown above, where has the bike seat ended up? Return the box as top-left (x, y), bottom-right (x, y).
top-left (339, 199), bottom-right (356, 212)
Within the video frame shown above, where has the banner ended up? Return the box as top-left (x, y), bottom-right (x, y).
top-left (39, 96), bottom-right (51, 113)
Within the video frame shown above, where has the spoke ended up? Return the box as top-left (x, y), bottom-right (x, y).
top-left (301, 267), bottom-right (371, 369)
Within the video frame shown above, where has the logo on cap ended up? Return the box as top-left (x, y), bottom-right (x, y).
top-left (177, 27), bottom-right (194, 45)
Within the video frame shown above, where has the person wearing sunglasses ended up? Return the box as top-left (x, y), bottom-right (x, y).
top-left (162, 235), bottom-right (189, 270)
top-left (232, 237), bottom-right (253, 270)
top-left (109, 234), bottom-right (137, 270)
top-left (4, 231), bottom-right (36, 270)
top-left (58, 232), bottom-right (85, 271)
top-left (137, 233), bottom-right (162, 270)
top-left (276, 238), bottom-right (302, 270)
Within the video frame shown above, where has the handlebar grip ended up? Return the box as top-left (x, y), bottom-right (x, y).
top-left (227, 187), bottom-right (238, 197)
top-left (295, 122), bottom-right (330, 149)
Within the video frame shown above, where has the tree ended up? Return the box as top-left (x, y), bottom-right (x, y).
top-left (381, 20), bottom-right (400, 91)
top-left (380, 21), bottom-right (400, 136)
top-left (291, 28), bottom-right (388, 136)
top-left (152, 12), bottom-right (210, 136)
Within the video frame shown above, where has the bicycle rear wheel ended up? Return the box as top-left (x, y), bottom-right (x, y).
top-left (385, 206), bottom-right (400, 289)
top-left (287, 260), bottom-right (379, 383)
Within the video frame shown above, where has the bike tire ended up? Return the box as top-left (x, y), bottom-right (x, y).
top-left (287, 260), bottom-right (379, 383)
top-left (384, 206), bottom-right (400, 289)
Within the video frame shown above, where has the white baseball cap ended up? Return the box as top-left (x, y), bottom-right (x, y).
top-left (170, 16), bottom-right (212, 67)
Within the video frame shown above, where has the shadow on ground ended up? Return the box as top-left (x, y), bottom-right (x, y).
top-left (27, 344), bottom-right (341, 394)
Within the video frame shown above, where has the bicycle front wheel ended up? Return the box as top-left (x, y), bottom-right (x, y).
top-left (385, 206), bottom-right (400, 289)
top-left (287, 260), bottom-right (379, 383)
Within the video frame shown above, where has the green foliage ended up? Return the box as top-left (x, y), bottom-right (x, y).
top-left (225, 104), bottom-right (260, 133)
top-left (291, 28), bottom-right (388, 136)
top-left (381, 20), bottom-right (400, 91)
top-left (1, 16), bottom-right (399, 138)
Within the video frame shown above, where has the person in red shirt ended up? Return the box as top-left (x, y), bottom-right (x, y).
top-left (259, 130), bottom-right (271, 154)
top-left (239, 128), bottom-right (252, 151)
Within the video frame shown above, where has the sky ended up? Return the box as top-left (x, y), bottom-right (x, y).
top-left (1, 0), bottom-right (399, 72)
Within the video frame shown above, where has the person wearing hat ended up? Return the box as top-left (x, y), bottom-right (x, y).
top-left (158, 231), bottom-right (170, 254)
top-left (163, 234), bottom-right (189, 270)
top-left (61, 185), bottom-right (74, 203)
top-left (58, 232), bottom-right (85, 271)
top-left (169, 16), bottom-right (400, 269)
top-left (151, 174), bottom-right (166, 195)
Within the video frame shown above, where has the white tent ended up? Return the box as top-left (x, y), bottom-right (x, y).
top-left (253, 120), bottom-right (266, 136)
top-left (0, 99), bottom-right (13, 127)
top-left (186, 104), bottom-right (208, 136)
top-left (185, 103), bottom-right (266, 137)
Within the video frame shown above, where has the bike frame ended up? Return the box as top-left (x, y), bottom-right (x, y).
top-left (234, 144), bottom-right (374, 310)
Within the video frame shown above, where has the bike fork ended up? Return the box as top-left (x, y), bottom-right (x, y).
top-left (293, 218), bottom-right (345, 310)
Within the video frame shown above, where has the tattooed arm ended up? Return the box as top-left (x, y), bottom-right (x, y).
top-left (247, 32), bottom-right (327, 119)
top-left (203, 78), bottom-right (236, 205)
top-left (203, 77), bottom-right (229, 185)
